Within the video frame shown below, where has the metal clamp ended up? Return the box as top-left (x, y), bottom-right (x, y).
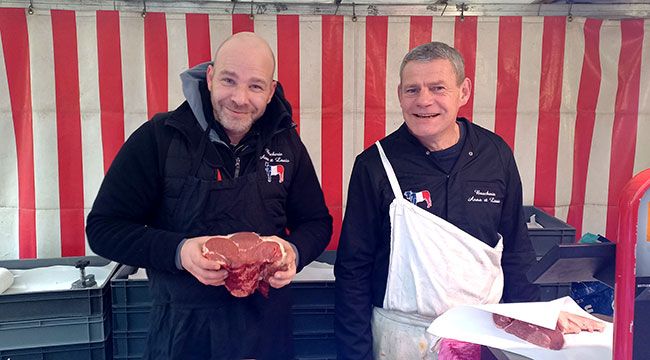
top-left (71, 259), bottom-right (97, 289)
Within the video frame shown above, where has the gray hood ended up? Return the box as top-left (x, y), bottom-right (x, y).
top-left (179, 61), bottom-right (295, 147)
top-left (180, 62), bottom-right (223, 143)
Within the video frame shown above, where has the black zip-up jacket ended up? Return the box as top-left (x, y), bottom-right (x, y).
top-left (86, 78), bottom-right (332, 274)
top-left (334, 119), bottom-right (540, 359)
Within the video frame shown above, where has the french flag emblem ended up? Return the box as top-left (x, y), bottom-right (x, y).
top-left (404, 190), bottom-right (432, 208)
top-left (265, 162), bottom-right (284, 183)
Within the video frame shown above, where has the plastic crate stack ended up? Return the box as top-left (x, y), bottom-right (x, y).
top-left (110, 266), bottom-right (150, 360)
top-left (291, 251), bottom-right (336, 360)
top-left (110, 252), bottom-right (337, 360)
top-left (0, 257), bottom-right (116, 360)
top-left (524, 206), bottom-right (577, 301)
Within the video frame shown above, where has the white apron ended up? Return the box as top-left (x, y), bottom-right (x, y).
top-left (371, 141), bottom-right (504, 359)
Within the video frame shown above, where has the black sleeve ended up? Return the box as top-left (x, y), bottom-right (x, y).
top-left (334, 154), bottom-right (380, 360)
top-left (499, 149), bottom-right (541, 302)
top-left (285, 131), bottom-right (333, 271)
top-left (85, 119), bottom-right (185, 272)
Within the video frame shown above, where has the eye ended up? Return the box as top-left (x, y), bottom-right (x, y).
top-left (220, 77), bottom-right (235, 85)
top-left (404, 87), bottom-right (418, 95)
top-left (430, 86), bottom-right (445, 93)
top-left (250, 84), bottom-right (265, 92)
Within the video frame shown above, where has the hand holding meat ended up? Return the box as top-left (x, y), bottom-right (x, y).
top-left (201, 232), bottom-right (291, 297)
top-left (180, 235), bottom-right (229, 286)
top-left (264, 236), bottom-right (297, 289)
top-left (556, 311), bottom-right (606, 334)
top-left (493, 311), bottom-right (605, 350)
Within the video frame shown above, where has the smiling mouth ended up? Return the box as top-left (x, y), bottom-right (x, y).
top-left (414, 113), bottom-right (439, 119)
top-left (226, 108), bottom-right (248, 115)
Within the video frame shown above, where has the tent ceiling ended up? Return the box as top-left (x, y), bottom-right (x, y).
top-left (2, 0), bottom-right (649, 18)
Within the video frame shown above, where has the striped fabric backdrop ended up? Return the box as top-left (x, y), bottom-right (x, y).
top-left (0, 9), bottom-right (648, 259)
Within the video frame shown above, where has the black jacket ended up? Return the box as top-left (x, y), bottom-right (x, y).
top-left (334, 119), bottom-right (540, 359)
top-left (86, 84), bottom-right (332, 274)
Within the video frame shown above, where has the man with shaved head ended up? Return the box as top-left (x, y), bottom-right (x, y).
top-left (87, 32), bottom-right (332, 359)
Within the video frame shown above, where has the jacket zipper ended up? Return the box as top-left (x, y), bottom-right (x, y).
top-left (234, 157), bottom-right (241, 178)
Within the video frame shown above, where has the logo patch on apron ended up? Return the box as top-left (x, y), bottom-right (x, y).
top-left (264, 162), bottom-right (284, 183)
top-left (404, 190), bottom-right (432, 208)
top-left (260, 148), bottom-right (290, 184)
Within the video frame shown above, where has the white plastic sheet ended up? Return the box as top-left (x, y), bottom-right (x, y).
top-left (427, 297), bottom-right (612, 360)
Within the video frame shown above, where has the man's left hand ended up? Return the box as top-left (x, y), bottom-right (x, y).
top-left (556, 311), bottom-right (606, 334)
top-left (265, 236), bottom-right (297, 289)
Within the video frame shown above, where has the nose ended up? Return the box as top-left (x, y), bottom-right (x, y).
top-left (230, 85), bottom-right (249, 106)
top-left (415, 89), bottom-right (435, 107)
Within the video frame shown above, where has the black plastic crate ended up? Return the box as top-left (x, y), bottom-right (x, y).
top-left (540, 283), bottom-right (571, 302)
top-left (0, 339), bottom-right (110, 360)
top-left (113, 331), bottom-right (336, 360)
top-left (524, 206), bottom-right (576, 258)
top-left (112, 331), bottom-right (147, 360)
top-left (294, 333), bottom-right (336, 360)
top-left (291, 282), bottom-right (335, 310)
top-left (0, 256), bottom-right (117, 322)
top-left (292, 307), bottom-right (335, 335)
top-left (110, 298), bottom-right (336, 336)
top-left (110, 256), bottom-right (337, 358)
top-left (112, 306), bottom-right (151, 333)
top-left (111, 303), bottom-right (335, 337)
top-left (0, 311), bottom-right (111, 351)
top-left (110, 266), bottom-right (151, 308)
top-left (111, 265), bottom-right (335, 312)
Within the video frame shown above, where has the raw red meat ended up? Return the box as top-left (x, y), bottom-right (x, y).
top-left (202, 232), bottom-right (287, 297)
top-left (492, 313), bottom-right (565, 350)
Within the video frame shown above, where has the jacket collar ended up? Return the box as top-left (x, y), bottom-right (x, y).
top-left (451, 117), bottom-right (480, 173)
top-left (396, 117), bottom-right (480, 173)
top-left (164, 82), bottom-right (296, 152)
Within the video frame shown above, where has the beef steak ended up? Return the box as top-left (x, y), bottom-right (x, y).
top-left (493, 313), bottom-right (565, 350)
top-left (202, 232), bottom-right (287, 297)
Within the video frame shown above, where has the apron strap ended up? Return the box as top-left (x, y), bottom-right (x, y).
top-left (190, 127), bottom-right (211, 176)
top-left (375, 141), bottom-right (403, 200)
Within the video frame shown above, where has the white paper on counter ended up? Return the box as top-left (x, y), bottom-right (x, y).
top-left (128, 267), bottom-right (149, 280)
top-left (292, 261), bottom-right (335, 282)
top-left (427, 297), bottom-right (613, 360)
top-left (2, 261), bottom-right (119, 294)
top-left (0, 267), bottom-right (14, 294)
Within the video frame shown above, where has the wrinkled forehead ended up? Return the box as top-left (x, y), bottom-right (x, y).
top-left (400, 59), bottom-right (458, 86)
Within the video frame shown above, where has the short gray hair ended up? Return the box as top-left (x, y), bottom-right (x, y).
top-left (399, 42), bottom-right (465, 85)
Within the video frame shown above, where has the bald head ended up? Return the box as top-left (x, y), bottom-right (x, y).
top-left (214, 32), bottom-right (276, 76)
top-left (206, 31), bottom-right (278, 145)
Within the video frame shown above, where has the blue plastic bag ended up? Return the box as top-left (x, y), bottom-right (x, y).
top-left (570, 281), bottom-right (614, 316)
top-left (569, 233), bottom-right (614, 316)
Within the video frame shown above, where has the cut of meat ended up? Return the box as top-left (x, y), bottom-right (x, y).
top-left (492, 313), bottom-right (565, 350)
top-left (492, 313), bottom-right (514, 329)
top-left (202, 232), bottom-right (287, 298)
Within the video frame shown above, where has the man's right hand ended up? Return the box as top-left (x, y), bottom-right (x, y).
top-left (180, 236), bottom-right (228, 286)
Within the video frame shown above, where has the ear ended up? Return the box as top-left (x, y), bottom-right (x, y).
top-left (459, 77), bottom-right (471, 106)
top-left (206, 65), bottom-right (214, 92)
top-left (267, 80), bottom-right (278, 104)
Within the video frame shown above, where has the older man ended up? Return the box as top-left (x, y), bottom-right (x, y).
top-left (87, 32), bottom-right (332, 359)
top-left (335, 42), bottom-right (539, 359)
top-left (335, 41), bottom-right (605, 360)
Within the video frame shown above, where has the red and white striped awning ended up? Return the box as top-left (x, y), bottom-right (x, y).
top-left (0, 8), bottom-right (648, 259)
